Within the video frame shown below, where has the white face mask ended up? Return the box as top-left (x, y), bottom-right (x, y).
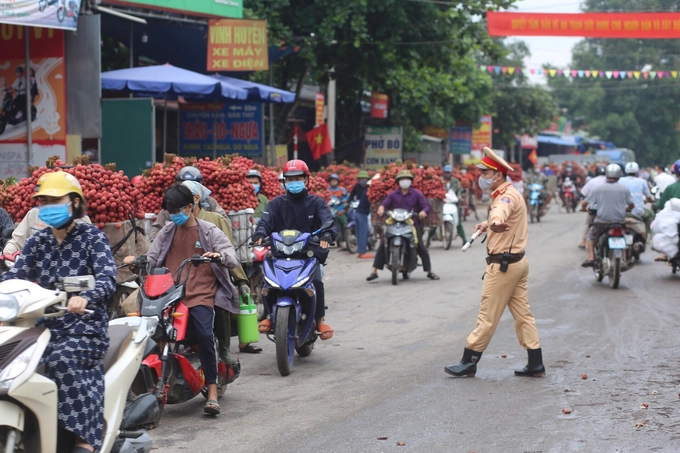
top-left (399, 179), bottom-right (412, 190)
top-left (478, 173), bottom-right (498, 191)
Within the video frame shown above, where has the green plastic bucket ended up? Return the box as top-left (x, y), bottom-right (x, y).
top-left (237, 294), bottom-right (260, 344)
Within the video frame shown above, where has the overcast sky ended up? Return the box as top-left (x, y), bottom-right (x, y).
top-left (506, 0), bottom-right (584, 84)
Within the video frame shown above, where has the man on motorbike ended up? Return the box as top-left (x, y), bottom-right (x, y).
top-left (653, 164), bottom-right (677, 195)
top-left (523, 165), bottom-right (549, 215)
top-left (126, 185), bottom-right (239, 415)
top-left (348, 170), bottom-right (373, 258)
top-left (455, 166), bottom-right (480, 221)
top-left (367, 170), bottom-right (440, 281)
top-left (581, 164), bottom-right (634, 268)
top-left (149, 166), bottom-right (228, 241)
top-left (620, 161), bottom-right (654, 236)
top-left (437, 165), bottom-right (466, 245)
top-left (558, 164), bottom-right (583, 208)
top-left (247, 169), bottom-right (269, 219)
top-left (4, 171), bottom-right (116, 453)
top-left (578, 164), bottom-right (608, 249)
top-left (328, 173), bottom-right (348, 245)
top-left (252, 159), bottom-right (337, 341)
top-left (656, 160), bottom-right (680, 210)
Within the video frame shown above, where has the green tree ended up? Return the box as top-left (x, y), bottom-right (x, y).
top-left (244, 0), bottom-right (515, 151)
top-left (481, 41), bottom-right (558, 152)
top-left (547, 0), bottom-right (680, 166)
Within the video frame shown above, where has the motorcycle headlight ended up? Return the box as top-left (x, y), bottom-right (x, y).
top-left (0, 293), bottom-right (20, 322)
top-left (275, 240), bottom-right (300, 255)
top-left (292, 275), bottom-right (311, 288)
top-left (0, 343), bottom-right (37, 391)
top-left (264, 276), bottom-right (280, 288)
top-left (143, 316), bottom-right (159, 337)
top-left (292, 241), bottom-right (304, 252)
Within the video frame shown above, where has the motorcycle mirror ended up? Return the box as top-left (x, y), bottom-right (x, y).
top-left (319, 220), bottom-right (334, 231)
top-left (62, 275), bottom-right (95, 292)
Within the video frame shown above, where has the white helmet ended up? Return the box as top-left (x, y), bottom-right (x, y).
top-left (624, 162), bottom-right (639, 175)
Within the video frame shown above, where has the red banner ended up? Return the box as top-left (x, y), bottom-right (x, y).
top-left (315, 92), bottom-right (324, 126)
top-left (487, 11), bottom-right (680, 38)
top-left (370, 92), bottom-right (389, 119)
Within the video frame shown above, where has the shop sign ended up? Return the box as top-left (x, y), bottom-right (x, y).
top-left (449, 126), bottom-right (472, 154)
top-left (207, 19), bottom-right (268, 71)
top-left (471, 115), bottom-right (492, 152)
top-left (370, 92), bottom-right (388, 119)
top-left (364, 126), bottom-right (402, 170)
top-left (0, 0), bottom-right (83, 30)
top-left (107, 0), bottom-right (242, 19)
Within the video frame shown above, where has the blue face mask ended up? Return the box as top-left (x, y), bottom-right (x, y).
top-left (38, 202), bottom-right (73, 229)
top-left (286, 181), bottom-right (305, 194)
top-left (170, 208), bottom-right (190, 226)
top-left (252, 184), bottom-right (260, 194)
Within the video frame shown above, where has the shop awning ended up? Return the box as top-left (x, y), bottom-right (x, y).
top-left (101, 64), bottom-right (248, 100)
top-left (537, 135), bottom-right (577, 146)
top-left (210, 75), bottom-right (296, 103)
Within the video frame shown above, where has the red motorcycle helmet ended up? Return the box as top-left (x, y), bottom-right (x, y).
top-left (130, 175), bottom-right (143, 186)
top-left (282, 159), bottom-right (310, 178)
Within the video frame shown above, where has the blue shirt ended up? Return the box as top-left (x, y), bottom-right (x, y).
top-left (619, 176), bottom-right (651, 218)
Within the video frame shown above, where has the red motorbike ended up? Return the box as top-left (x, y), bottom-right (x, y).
top-left (561, 178), bottom-right (578, 213)
top-left (130, 254), bottom-right (235, 419)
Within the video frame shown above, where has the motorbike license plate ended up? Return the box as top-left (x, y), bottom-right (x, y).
top-left (625, 234), bottom-right (634, 245)
top-left (608, 237), bottom-right (626, 249)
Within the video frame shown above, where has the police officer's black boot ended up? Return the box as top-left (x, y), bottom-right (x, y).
top-left (514, 348), bottom-right (545, 377)
top-left (444, 348), bottom-right (482, 377)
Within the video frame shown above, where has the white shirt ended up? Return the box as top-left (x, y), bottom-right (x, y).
top-left (580, 175), bottom-right (607, 198)
top-left (654, 172), bottom-right (677, 193)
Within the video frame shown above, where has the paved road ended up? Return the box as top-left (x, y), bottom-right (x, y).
top-left (152, 204), bottom-right (680, 453)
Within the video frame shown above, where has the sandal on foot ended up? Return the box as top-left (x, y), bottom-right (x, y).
top-left (581, 259), bottom-right (594, 268)
top-left (239, 344), bottom-right (262, 354)
top-left (366, 273), bottom-right (379, 281)
top-left (317, 322), bottom-right (334, 340)
top-left (258, 319), bottom-right (272, 333)
top-left (427, 272), bottom-right (440, 280)
top-left (204, 399), bottom-right (220, 415)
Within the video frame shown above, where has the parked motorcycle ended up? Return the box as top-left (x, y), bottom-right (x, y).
top-left (624, 216), bottom-right (647, 263)
top-left (528, 183), bottom-right (545, 223)
top-left (442, 190), bottom-right (459, 250)
top-left (132, 254), bottom-right (232, 417)
top-left (328, 197), bottom-right (346, 249)
top-left (384, 209), bottom-right (418, 285)
top-left (0, 88), bottom-right (36, 136)
top-left (0, 276), bottom-right (157, 452)
top-left (562, 178), bottom-right (578, 213)
top-left (345, 200), bottom-right (376, 254)
top-left (260, 221), bottom-right (335, 376)
top-left (593, 223), bottom-right (626, 289)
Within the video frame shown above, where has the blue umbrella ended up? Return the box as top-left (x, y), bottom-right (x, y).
top-left (210, 74), bottom-right (296, 103)
top-left (101, 64), bottom-right (249, 100)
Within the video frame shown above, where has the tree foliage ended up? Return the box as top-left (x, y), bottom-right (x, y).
top-left (547, 0), bottom-right (680, 166)
top-left (244, 0), bottom-right (515, 151)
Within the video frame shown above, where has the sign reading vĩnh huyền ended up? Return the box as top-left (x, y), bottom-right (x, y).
top-left (207, 19), bottom-right (268, 71)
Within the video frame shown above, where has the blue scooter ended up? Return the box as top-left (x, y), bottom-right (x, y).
top-left (345, 200), bottom-right (376, 254)
top-left (261, 220), bottom-right (334, 376)
top-left (528, 183), bottom-right (544, 223)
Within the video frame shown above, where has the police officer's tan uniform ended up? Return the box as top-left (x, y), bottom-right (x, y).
top-left (445, 148), bottom-right (544, 378)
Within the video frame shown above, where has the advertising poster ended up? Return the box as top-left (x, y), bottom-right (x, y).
top-left (0, 0), bottom-right (82, 30)
top-left (370, 92), bottom-right (388, 119)
top-left (179, 102), bottom-right (264, 158)
top-left (315, 92), bottom-right (324, 126)
top-left (364, 126), bottom-right (402, 170)
top-left (108, 0), bottom-right (243, 20)
top-left (0, 25), bottom-right (66, 178)
top-left (207, 19), bottom-right (268, 71)
top-left (449, 126), bottom-right (472, 154)
top-left (471, 115), bottom-right (492, 152)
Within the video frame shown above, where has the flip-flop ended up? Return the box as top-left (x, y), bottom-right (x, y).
top-left (204, 399), bottom-right (220, 415)
top-left (581, 260), bottom-right (594, 268)
top-left (317, 322), bottom-right (334, 340)
top-left (427, 272), bottom-right (440, 280)
top-left (258, 319), bottom-right (272, 333)
top-left (239, 344), bottom-right (262, 354)
top-left (366, 273), bottom-right (378, 281)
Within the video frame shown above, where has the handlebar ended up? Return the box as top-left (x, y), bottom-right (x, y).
top-left (56, 306), bottom-right (94, 315)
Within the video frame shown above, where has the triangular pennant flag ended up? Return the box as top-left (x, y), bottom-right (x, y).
top-left (650, 71), bottom-right (657, 79)
top-left (530, 68), bottom-right (536, 74)
top-left (487, 65), bottom-right (494, 73)
top-left (592, 70), bottom-right (599, 78)
top-left (537, 68), bottom-right (544, 75)
top-left (613, 71), bottom-right (620, 78)
top-left (494, 66), bottom-right (501, 74)
top-left (605, 71), bottom-right (612, 79)
top-left (571, 70), bottom-right (578, 77)
top-left (643, 72), bottom-right (649, 79)
top-left (501, 66), bottom-right (508, 74)
top-left (585, 70), bottom-right (591, 77)
top-left (620, 72), bottom-right (627, 79)
top-left (480, 65), bottom-right (486, 71)
top-left (557, 69), bottom-right (563, 76)
top-left (549, 69), bottom-right (557, 77)
top-left (508, 67), bottom-right (516, 75)
top-left (627, 71), bottom-right (634, 78)
top-left (564, 70), bottom-right (569, 77)
top-left (672, 71), bottom-right (678, 78)
top-left (658, 71), bottom-right (664, 79)
top-left (578, 70), bottom-right (584, 78)
top-left (633, 71), bottom-right (640, 79)
top-left (599, 71), bottom-right (605, 77)
top-left (516, 68), bottom-right (522, 74)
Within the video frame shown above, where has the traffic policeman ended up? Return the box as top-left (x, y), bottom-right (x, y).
top-left (445, 148), bottom-right (544, 378)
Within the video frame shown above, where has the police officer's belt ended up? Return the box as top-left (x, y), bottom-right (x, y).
top-left (486, 252), bottom-right (525, 265)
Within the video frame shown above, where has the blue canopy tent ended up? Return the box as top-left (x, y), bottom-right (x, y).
top-left (101, 64), bottom-right (250, 157)
top-left (210, 74), bottom-right (296, 103)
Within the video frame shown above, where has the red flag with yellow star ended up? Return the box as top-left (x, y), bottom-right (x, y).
top-left (305, 123), bottom-right (332, 160)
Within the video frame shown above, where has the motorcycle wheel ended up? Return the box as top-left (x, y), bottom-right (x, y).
top-left (275, 305), bottom-right (294, 376)
top-left (444, 222), bottom-right (453, 250)
top-left (57, 6), bottom-right (65, 22)
top-left (529, 205), bottom-right (535, 224)
top-left (594, 258), bottom-right (604, 282)
top-left (345, 227), bottom-right (358, 254)
top-left (391, 244), bottom-right (400, 286)
top-left (250, 273), bottom-right (265, 321)
top-left (609, 256), bottom-right (621, 289)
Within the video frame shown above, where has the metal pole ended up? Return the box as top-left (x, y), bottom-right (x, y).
top-left (293, 124), bottom-right (298, 160)
top-left (163, 95), bottom-right (167, 157)
top-left (268, 65), bottom-right (275, 166)
top-left (212, 110), bottom-right (217, 160)
top-left (327, 67), bottom-right (336, 150)
top-left (25, 27), bottom-right (32, 167)
top-left (129, 23), bottom-right (134, 68)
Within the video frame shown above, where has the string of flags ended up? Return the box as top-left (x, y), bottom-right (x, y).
top-left (478, 64), bottom-right (680, 80)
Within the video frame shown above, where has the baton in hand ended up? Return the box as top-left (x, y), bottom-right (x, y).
top-left (462, 229), bottom-right (483, 252)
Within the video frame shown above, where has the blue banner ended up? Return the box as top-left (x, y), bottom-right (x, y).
top-left (179, 102), bottom-right (263, 158)
top-left (449, 126), bottom-right (472, 154)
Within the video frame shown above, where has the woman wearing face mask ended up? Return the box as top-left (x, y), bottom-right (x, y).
top-left (247, 169), bottom-right (269, 220)
top-left (366, 170), bottom-right (439, 281)
top-left (4, 171), bottom-right (116, 452)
